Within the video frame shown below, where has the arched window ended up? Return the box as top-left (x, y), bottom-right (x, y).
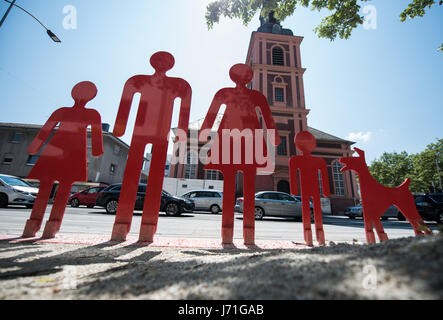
top-left (272, 46), bottom-right (284, 66)
top-left (332, 161), bottom-right (345, 196)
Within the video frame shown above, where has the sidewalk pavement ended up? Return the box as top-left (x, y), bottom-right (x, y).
top-left (0, 232), bottom-right (442, 300)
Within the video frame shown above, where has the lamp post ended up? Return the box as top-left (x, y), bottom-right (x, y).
top-left (1, 0), bottom-right (61, 42)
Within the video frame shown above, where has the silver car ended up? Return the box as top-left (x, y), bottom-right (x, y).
top-left (235, 191), bottom-right (314, 220)
top-left (181, 190), bottom-right (223, 214)
top-left (0, 174), bottom-right (38, 208)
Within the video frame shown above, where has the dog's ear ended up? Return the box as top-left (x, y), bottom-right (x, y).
top-left (354, 148), bottom-right (365, 158)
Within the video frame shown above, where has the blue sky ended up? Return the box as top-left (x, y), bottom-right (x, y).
top-left (0, 0), bottom-right (442, 163)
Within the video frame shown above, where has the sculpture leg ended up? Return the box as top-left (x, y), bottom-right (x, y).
top-left (139, 143), bottom-right (168, 242)
top-left (111, 139), bottom-right (145, 241)
top-left (42, 182), bottom-right (73, 239)
top-left (363, 216), bottom-right (376, 243)
top-left (221, 170), bottom-right (236, 245)
top-left (398, 202), bottom-right (431, 236)
top-left (22, 180), bottom-right (53, 238)
top-left (242, 169), bottom-right (256, 246)
top-left (373, 219), bottom-right (389, 242)
top-left (301, 196), bottom-right (313, 246)
top-left (312, 196), bottom-right (325, 246)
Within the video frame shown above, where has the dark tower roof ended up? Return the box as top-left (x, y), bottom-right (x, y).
top-left (257, 10), bottom-right (293, 36)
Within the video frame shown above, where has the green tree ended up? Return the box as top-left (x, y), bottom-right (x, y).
top-left (410, 138), bottom-right (443, 192)
top-left (206, 0), bottom-right (442, 50)
top-left (369, 151), bottom-right (414, 188)
top-left (368, 139), bottom-right (443, 193)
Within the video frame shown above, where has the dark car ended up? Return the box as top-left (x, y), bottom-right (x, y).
top-left (68, 186), bottom-right (107, 208)
top-left (414, 193), bottom-right (443, 224)
top-left (95, 183), bottom-right (195, 216)
top-left (344, 205), bottom-right (402, 220)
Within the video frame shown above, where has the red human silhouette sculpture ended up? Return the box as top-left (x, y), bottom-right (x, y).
top-left (289, 131), bottom-right (330, 246)
top-left (339, 148), bottom-right (432, 243)
top-left (22, 81), bottom-right (103, 239)
top-left (199, 63), bottom-right (280, 245)
top-left (111, 51), bottom-right (191, 242)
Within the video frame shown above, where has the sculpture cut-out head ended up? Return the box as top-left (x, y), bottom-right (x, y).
top-left (295, 131), bottom-right (316, 155)
top-left (150, 51), bottom-right (175, 73)
top-left (71, 81), bottom-right (98, 106)
top-left (229, 64), bottom-right (253, 87)
top-left (339, 148), bottom-right (366, 173)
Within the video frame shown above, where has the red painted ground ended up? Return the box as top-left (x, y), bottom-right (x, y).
top-left (0, 234), bottom-right (316, 250)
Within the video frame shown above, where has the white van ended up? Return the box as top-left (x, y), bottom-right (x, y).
top-left (181, 190), bottom-right (223, 214)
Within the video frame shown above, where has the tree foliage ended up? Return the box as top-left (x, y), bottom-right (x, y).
top-left (369, 139), bottom-right (443, 193)
top-left (205, 0), bottom-right (442, 49)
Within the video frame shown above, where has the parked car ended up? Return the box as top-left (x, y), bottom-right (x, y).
top-left (235, 191), bottom-right (314, 220)
top-left (0, 174), bottom-right (38, 208)
top-left (68, 186), bottom-right (107, 208)
top-left (344, 205), bottom-right (402, 220)
top-left (181, 190), bottom-right (223, 214)
top-left (414, 193), bottom-right (443, 224)
top-left (95, 183), bottom-right (195, 216)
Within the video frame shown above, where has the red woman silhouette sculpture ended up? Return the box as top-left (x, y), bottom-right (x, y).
top-left (22, 81), bottom-right (103, 239)
top-left (340, 148), bottom-right (432, 243)
top-left (289, 131), bottom-right (330, 246)
top-left (199, 64), bottom-right (280, 245)
top-left (111, 51), bottom-right (191, 242)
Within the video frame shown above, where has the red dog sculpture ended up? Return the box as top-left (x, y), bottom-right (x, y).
top-left (339, 148), bottom-right (432, 243)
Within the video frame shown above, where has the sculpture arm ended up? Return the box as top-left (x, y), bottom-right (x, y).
top-left (27, 111), bottom-right (59, 154)
top-left (289, 157), bottom-right (299, 196)
top-left (90, 111), bottom-right (104, 157)
top-left (113, 78), bottom-right (138, 137)
top-left (256, 93), bottom-right (281, 146)
top-left (176, 82), bottom-right (192, 141)
top-left (199, 92), bottom-right (222, 143)
top-left (320, 163), bottom-right (331, 197)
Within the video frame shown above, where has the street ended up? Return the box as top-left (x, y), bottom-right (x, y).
top-left (0, 205), bottom-right (439, 243)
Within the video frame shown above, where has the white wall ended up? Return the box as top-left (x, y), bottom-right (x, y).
top-left (163, 177), bottom-right (223, 196)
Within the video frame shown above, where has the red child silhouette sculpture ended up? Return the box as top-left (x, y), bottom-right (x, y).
top-left (289, 131), bottom-right (330, 246)
top-left (111, 51), bottom-right (191, 242)
top-left (199, 63), bottom-right (280, 245)
top-left (340, 148), bottom-right (432, 243)
top-left (22, 81), bottom-right (103, 239)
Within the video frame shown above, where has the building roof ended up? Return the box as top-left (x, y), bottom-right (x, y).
top-left (307, 127), bottom-right (355, 145)
top-left (173, 116), bottom-right (354, 145)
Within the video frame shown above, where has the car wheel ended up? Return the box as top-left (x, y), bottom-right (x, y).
top-left (397, 212), bottom-right (406, 221)
top-left (255, 207), bottom-right (264, 220)
top-left (165, 203), bottom-right (179, 216)
top-left (349, 216), bottom-right (355, 220)
top-left (210, 204), bottom-right (220, 214)
top-left (105, 200), bottom-right (118, 214)
top-left (381, 217), bottom-right (388, 221)
top-left (26, 205), bottom-right (34, 209)
top-left (70, 198), bottom-right (80, 208)
top-left (87, 205), bottom-right (94, 208)
top-left (0, 194), bottom-right (8, 208)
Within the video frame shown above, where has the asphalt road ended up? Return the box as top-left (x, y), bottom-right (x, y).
top-left (0, 205), bottom-right (440, 243)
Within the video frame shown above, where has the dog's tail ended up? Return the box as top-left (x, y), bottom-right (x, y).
top-left (398, 178), bottom-right (411, 190)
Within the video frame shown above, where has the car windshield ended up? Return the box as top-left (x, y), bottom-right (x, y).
top-left (429, 194), bottom-right (443, 203)
top-left (0, 175), bottom-right (32, 187)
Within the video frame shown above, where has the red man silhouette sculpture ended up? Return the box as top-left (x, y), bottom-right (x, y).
top-left (340, 148), bottom-right (432, 243)
top-left (289, 131), bottom-right (330, 246)
top-left (22, 81), bottom-right (103, 239)
top-left (199, 63), bottom-right (280, 245)
top-left (111, 51), bottom-right (191, 242)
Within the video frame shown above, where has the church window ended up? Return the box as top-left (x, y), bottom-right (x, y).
top-left (272, 47), bottom-right (284, 66)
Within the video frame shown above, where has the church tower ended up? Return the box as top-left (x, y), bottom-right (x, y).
top-left (245, 11), bottom-right (309, 193)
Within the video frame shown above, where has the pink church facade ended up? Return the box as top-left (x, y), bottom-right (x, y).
top-left (169, 13), bottom-right (359, 213)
